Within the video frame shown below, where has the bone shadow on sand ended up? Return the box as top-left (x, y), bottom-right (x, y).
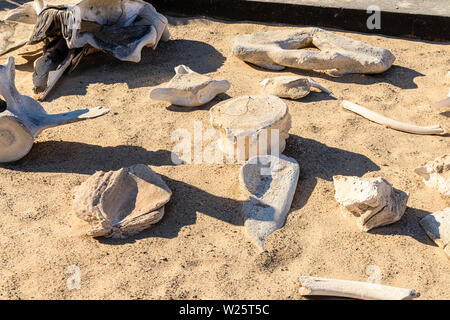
top-left (165, 93), bottom-right (232, 112)
top-left (42, 39), bottom-right (226, 102)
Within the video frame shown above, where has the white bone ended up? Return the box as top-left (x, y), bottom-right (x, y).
top-left (150, 65), bottom-right (230, 107)
top-left (299, 276), bottom-right (419, 300)
top-left (0, 57), bottom-right (109, 163)
top-left (420, 207), bottom-right (450, 259)
top-left (414, 154), bottom-right (450, 197)
top-left (342, 100), bottom-right (444, 135)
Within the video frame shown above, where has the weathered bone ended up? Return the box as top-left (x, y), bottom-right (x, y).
top-left (0, 57), bottom-right (109, 163)
top-left (342, 100), bottom-right (444, 135)
top-left (333, 175), bottom-right (409, 231)
top-left (432, 88), bottom-right (450, 108)
top-left (299, 276), bottom-right (419, 300)
top-left (260, 76), bottom-right (331, 99)
top-left (0, 20), bottom-right (33, 56)
top-left (4, 1), bottom-right (43, 25)
top-left (73, 164), bottom-right (172, 238)
top-left (414, 154), bottom-right (450, 197)
top-left (420, 207), bottom-right (450, 259)
top-left (150, 65), bottom-right (230, 107)
top-left (232, 28), bottom-right (395, 75)
top-left (209, 95), bottom-right (291, 162)
top-left (240, 154), bottom-right (300, 250)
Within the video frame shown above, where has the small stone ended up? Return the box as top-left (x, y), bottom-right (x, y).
top-left (240, 154), bottom-right (300, 249)
top-left (333, 175), bottom-right (409, 231)
top-left (420, 207), bottom-right (450, 259)
top-left (210, 95), bottom-right (291, 162)
top-left (414, 154), bottom-right (450, 197)
top-left (73, 164), bottom-right (172, 238)
top-left (150, 65), bottom-right (230, 107)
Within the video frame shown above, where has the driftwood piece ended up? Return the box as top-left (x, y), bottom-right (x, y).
top-left (0, 57), bottom-right (109, 163)
top-left (299, 276), bottom-right (419, 300)
top-left (232, 28), bottom-right (395, 76)
top-left (342, 100), bottom-right (444, 135)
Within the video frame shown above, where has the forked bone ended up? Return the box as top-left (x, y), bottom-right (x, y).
top-left (150, 65), bottom-right (230, 107)
top-left (299, 276), bottom-right (419, 300)
top-left (342, 100), bottom-right (444, 135)
top-left (0, 57), bottom-right (109, 163)
top-left (232, 28), bottom-right (395, 75)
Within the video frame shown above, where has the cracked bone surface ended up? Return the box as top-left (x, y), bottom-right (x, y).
top-left (209, 95), bottom-right (291, 162)
top-left (260, 76), bottom-right (331, 100)
top-left (150, 65), bottom-right (230, 107)
top-left (420, 207), bottom-right (450, 259)
top-left (231, 28), bottom-right (395, 75)
top-left (414, 154), bottom-right (450, 197)
top-left (299, 276), bottom-right (419, 300)
top-left (22, 0), bottom-right (169, 100)
top-left (240, 154), bottom-right (300, 250)
top-left (333, 175), bottom-right (409, 232)
top-left (0, 56), bottom-right (109, 163)
top-left (73, 164), bottom-right (172, 238)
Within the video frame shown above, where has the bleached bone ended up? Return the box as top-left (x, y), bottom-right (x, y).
top-left (299, 276), bottom-right (419, 300)
top-left (432, 88), bottom-right (450, 108)
top-left (260, 76), bottom-right (331, 99)
top-left (4, 1), bottom-right (42, 25)
top-left (0, 56), bottom-right (109, 163)
top-left (232, 28), bottom-right (395, 75)
top-left (342, 100), bottom-right (444, 135)
top-left (150, 65), bottom-right (230, 107)
top-left (414, 154), bottom-right (450, 197)
top-left (333, 175), bottom-right (409, 232)
top-left (0, 21), bottom-right (33, 56)
top-left (240, 154), bottom-right (300, 250)
top-left (209, 95), bottom-right (291, 162)
top-left (420, 207), bottom-right (450, 259)
top-left (27, 0), bottom-right (169, 99)
top-left (73, 164), bottom-right (172, 238)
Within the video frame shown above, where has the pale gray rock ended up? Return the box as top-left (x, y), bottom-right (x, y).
top-left (333, 175), bottom-right (409, 231)
top-left (420, 207), bottom-right (450, 259)
top-left (0, 56), bottom-right (109, 163)
top-left (150, 65), bottom-right (230, 107)
top-left (240, 154), bottom-right (300, 250)
top-left (232, 28), bottom-right (395, 76)
top-left (414, 154), bottom-right (450, 197)
top-left (73, 164), bottom-right (172, 238)
top-left (260, 76), bottom-right (331, 99)
top-left (209, 95), bottom-right (291, 162)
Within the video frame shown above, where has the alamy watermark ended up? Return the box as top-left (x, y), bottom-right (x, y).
top-left (367, 5), bottom-right (381, 30)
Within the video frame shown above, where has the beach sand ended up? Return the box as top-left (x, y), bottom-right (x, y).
top-left (0, 4), bottom-right (449, 299)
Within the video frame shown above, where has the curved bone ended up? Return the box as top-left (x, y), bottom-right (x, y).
top-left (0, 57), bottom-right (109, 163)
top-left (150, 65), bottom-right (230, 107)
top-left (342, 100), bottom-right (444, 135)
top-left (232, 28), bottom-right (395, 75)
top-left (299, 276), bottom-right (419, 300)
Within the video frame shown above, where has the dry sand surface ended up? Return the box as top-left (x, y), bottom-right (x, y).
top-left (0, 4), bottom-right (449, 299)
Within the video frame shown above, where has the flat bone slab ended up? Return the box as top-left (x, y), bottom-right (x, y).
top-left (239, 154), bottom-right (300, 250)
top-left (232, 28), bottom-right (395, 75)
top-left (420, 207), bottom-right (450, 258)
top-left (210, 95), bottom-right (291, 161)
top-left (150, 65), bottom-right (230, 107)
top-left (333, 175), bottom-right (409, 231)
top-left (73, 164), bottom-right (172, 238)
top-left (414, 154), bottom-right (450, 197)
top-left (260, 76), bottom-right (330, 99)
top-left (0, 21), bottom-right (33, 56)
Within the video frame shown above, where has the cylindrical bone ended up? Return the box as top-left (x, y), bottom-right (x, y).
top-left (209, 95), bottom-right (291, 162)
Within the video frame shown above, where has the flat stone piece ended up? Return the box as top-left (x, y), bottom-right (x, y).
top-left (232, 27), bottom-right (395, 75)
top-left (210, 95), bottom-right (291, 161)
top-left (333, 175), bottom-right (409, 231)
top-left (420, 207), bottom-right (450, 258)
top-left (73, 164), bottom-right (172, 238)
top-left (240, 154), bottom-right (300, 249)
top-left (414, 154), bottom-right (450, 197)
top-left (150, 65), bottom-right (230, 107)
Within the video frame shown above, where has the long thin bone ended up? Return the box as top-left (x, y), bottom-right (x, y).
top-left (342, 100), bottom-right (444, 135)
top-left (299, 276), bottom-right (419, 300)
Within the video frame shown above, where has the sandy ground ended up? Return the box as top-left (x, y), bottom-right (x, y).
top-left (0, 4), bottom-right (449, 300)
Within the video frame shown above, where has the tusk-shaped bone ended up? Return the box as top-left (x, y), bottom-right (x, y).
top-left (342, 100), bottom-right (444, 135)
top-left (299, 276), bottom-right (419, 300)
